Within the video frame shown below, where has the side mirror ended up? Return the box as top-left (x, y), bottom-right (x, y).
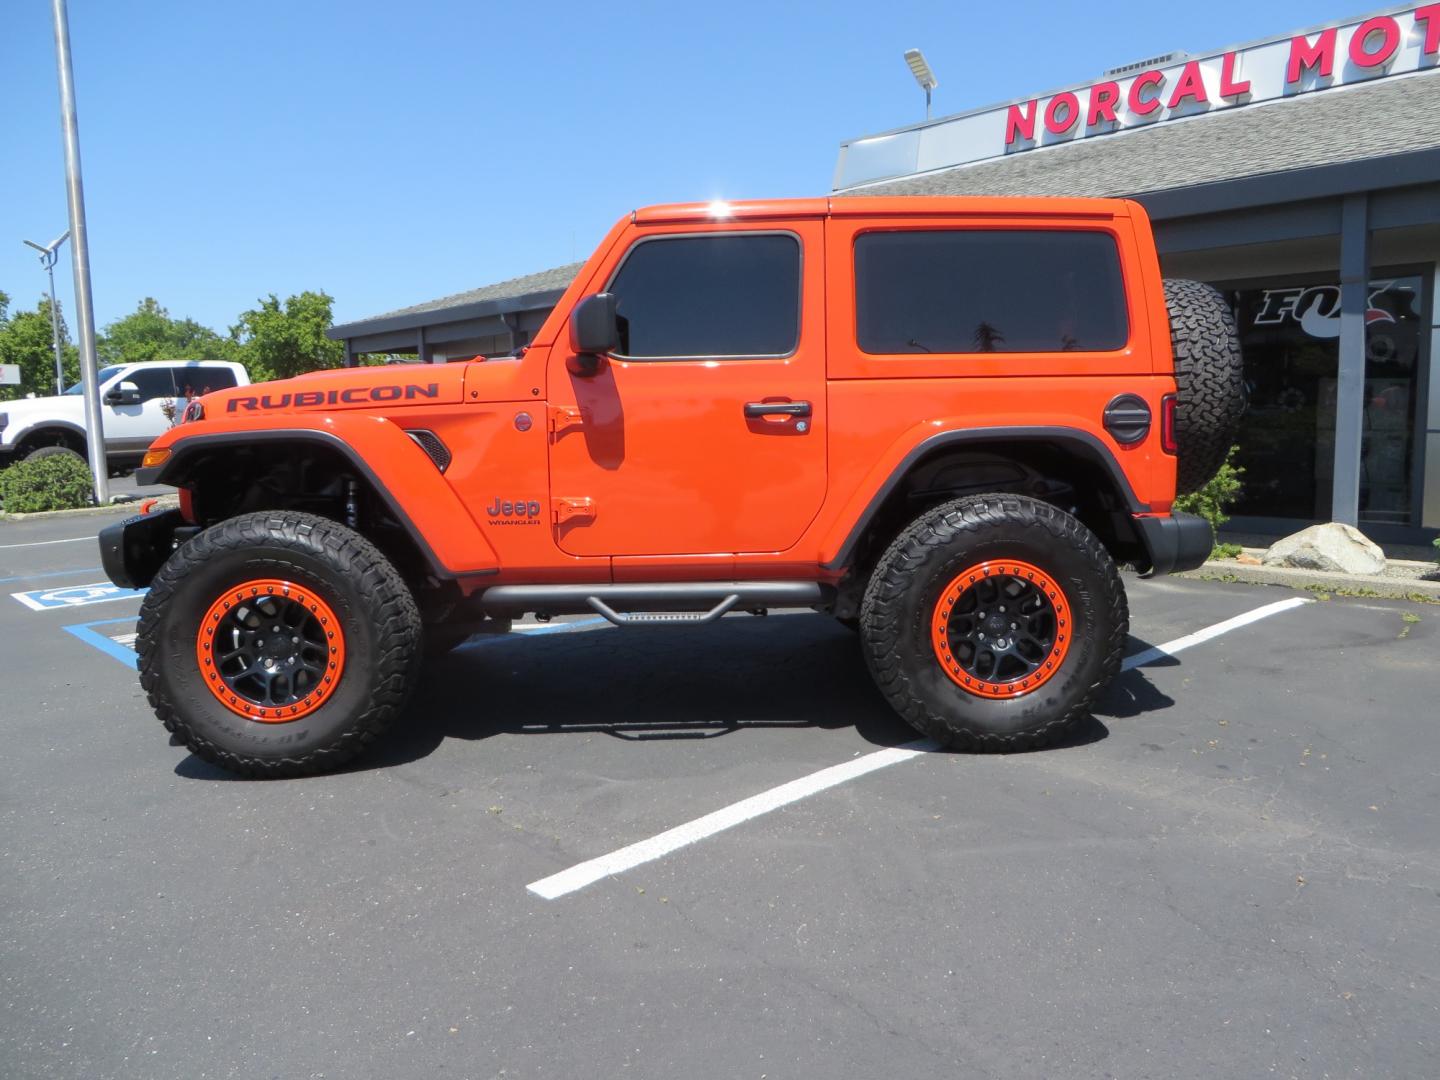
top-left (106, 381), bottom-right (141, 406)
top-left (567, 293), bottom-right (619, 376)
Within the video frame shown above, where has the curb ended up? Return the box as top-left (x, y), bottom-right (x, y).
top-left (1180, 558), bottom-right (1440, 602)
top-left (0, 494), bottom-right (179, 523)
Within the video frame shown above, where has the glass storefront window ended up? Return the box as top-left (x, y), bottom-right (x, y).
top-left (1224, 273), bottom-right (1425, 525)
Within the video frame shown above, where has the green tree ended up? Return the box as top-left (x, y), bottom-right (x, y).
top-left (0, 293), bottom-right (80, 401)
top-left (99, 297), bottom-right (237, 368)
top-left (231, 291), bottom-right (344, 382)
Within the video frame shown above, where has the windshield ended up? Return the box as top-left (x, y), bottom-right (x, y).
top-left (63, 366), bottom-right (125, 395)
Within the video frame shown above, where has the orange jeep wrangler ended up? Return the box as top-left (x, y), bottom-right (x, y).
top-left (101, 197), bottom-right (1243, 777)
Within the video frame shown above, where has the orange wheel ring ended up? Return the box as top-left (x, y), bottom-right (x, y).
top-left (930, 560), bottom-right (1071, 699)
top-left (195, 579), bottom-right (346, 723)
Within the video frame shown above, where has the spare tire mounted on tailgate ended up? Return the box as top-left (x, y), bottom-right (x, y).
top-left (1163, 278), bottom-right (1246, 494)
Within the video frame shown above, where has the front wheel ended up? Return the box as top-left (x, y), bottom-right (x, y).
top-left (137, 511), bottom-right (422, 777)
top-left (860, 495), bottom-right (1127, 752)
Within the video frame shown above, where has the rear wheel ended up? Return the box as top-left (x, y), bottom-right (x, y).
top-left (137, 511), bottom-right (422, 777)
top-left (860, 495), bottom-right (1127, 751)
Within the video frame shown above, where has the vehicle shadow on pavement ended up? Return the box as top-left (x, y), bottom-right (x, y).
top-left (173, 618), bottom-right (1174, 779)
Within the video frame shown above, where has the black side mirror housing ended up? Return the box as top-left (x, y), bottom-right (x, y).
top-left (106, 381), bottom-right (141, 406)
top-left (568, 293), bottom-right (619, 376)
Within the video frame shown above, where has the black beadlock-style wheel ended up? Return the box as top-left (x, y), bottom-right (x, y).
top-left (137, 511), bottom-right (422, 778)
top-left (860, 494), bottom-right (1128, 752)
top-left (1164, 278), bottom-right (1246, 495)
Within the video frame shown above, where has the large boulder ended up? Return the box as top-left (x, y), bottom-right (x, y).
top-left (1262, 523), bottom-right (1386, 575)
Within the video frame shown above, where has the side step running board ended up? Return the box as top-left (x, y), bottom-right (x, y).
top-left (479, 581), bottom-right (831, 622)
top-left (586, 594), bottom-right (739, 626)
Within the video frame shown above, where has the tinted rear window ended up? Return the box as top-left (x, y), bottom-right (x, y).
top-left (608, 234), bottom-right (800, 358)
top-left (854, 230), bottom-right (1128, 354)
top-left (176, 367), bottom-right (237, 395)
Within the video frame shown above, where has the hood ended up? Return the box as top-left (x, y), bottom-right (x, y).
top-left (2, 392), bottom-right (80, 414)
top-left (0, 394), bottom-right (83, 449)
top-left (204, 364), bottom-right (468, 418)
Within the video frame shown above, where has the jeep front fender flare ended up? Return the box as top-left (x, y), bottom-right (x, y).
top-left (144, 423), bottom-right (498, 578)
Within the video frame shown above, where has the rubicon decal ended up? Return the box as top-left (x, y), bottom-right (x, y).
top-left (226, 384), bottom-right (441, 411)
top-left (486, 498), bottom-right (543, 525)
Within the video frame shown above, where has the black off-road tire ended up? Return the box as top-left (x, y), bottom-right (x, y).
top-left (1164, 278), bottom-right (1245, 494)
top-left (860, 495), bottom-right (1127, 752)
top-left (137, 511), bottom-right (422, 778)
top-left (24, 444), bottom-right (87, 467)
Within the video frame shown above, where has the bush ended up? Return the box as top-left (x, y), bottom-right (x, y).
top-left (1174, 446), bottom-right (1244, 559)
top-left (0, 454), bottom-right (95, 513)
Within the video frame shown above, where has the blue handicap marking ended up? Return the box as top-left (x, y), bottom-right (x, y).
top-left (11, 581), bottom-right (147, 612)
top-left (63, 618), bottom-right (140, 670)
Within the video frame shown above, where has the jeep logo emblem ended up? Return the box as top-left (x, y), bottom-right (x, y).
top-left (486, 498), bottom-right (542, 526)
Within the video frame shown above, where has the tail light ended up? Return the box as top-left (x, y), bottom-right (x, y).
top-left (1160, 394), bottom-right (1178, 455)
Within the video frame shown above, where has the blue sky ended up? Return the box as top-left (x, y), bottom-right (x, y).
top-left (2, 0), bottom-right (1366, 335)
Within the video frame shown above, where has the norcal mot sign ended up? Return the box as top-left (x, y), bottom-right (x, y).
top-left (834, 5), bottom-right (1440, 188)
top-left (1004, 6), bottom-right (1440, 149)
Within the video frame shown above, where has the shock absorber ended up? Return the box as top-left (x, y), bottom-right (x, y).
top-left (344, 479), bottom-right (359, 529)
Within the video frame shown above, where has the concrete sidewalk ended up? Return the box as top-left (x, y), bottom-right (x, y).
top-left (1184, 547), bottom-right (1440, 601)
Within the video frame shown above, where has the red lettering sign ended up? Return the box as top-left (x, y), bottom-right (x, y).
top-left (1418, 4), bottom-right (1440, 56)
top-left (1349, 15), bottom-right (1399, 68)
top-left (1044, 92), bottom-right (1081, 134)
top-left (1287, 28), bottom-right (1337, 84)
top-left (1005, 100), bottom-right (1038, 146)
top-left (1219, 51), bottom-right (1251, 98)
top-left (1087, 81), bottom-right (1120, 126)
top-left (1166, 60), bottom-right (1209, 109)
top-left (1127, 70), bottom-right (1165, 116)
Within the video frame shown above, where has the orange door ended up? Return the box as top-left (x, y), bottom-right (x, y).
top-left (547, 221), bottom-right (827, 557)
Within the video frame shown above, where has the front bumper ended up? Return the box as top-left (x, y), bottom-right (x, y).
top-left (1133, 511), bottom-right (1213, 576)
top-left (99, 508), bottom-right (186, 589)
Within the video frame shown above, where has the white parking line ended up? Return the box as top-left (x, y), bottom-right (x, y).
top-left (1121, 596), bottom-right (1312, 671)
top-left (526, 593), bottom-right (1315, 899)
top-left (527, 740), bottom-right (938, 900)
top-left (0, 535), bottom-right (93, 549)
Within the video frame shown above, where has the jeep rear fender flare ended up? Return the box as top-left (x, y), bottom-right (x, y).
top-left (148, 423), bottom-right (498, 578)
top-left (821, 425), bottom-right (1149, 571)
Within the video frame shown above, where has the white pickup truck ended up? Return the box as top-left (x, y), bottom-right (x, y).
top-left (0, 360), bottom-right (249, 475)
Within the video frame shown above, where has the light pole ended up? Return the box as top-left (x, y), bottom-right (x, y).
top-left (904, 48), bottom-right (939, 120)
top-left (23, 231), bottom-right (70, 395)
top-left (49, 0), bottom-right (108, 504)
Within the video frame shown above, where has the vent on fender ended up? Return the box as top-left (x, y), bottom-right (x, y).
top-left (405, 429), bottom-right (452, 472)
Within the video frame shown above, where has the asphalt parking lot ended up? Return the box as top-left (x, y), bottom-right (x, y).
top-left (2, 511), bottom-right (1437, 1080)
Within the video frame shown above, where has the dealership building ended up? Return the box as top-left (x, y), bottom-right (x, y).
top-left (331, 4), bottom-right (1440, 544)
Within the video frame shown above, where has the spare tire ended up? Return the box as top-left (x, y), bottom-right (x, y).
top-left (1163, 279), bottom-right (1245, 494)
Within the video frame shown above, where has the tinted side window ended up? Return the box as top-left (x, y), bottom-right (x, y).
top-left (125, 368), bottom-right (178, 401)
top-left (854, 230), bottom-right (1128, 354)
top-left (608, 234), bottom-right (800, 358)
top-left (176, 367), bottom-right (237, 395)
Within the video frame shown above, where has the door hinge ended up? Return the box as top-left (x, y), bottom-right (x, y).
top-left (548, 405), bottom-right (584, 437)
top-left (552, 497), bottom-right (596, 525)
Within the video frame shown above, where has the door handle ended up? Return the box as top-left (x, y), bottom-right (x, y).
top-left (744, 401), bottom-right (812, 418)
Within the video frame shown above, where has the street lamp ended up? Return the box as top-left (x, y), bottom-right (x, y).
top-left (23, 230), bottom-right (70, 395)
top-left (904, 48), bottom-right (938, 120)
